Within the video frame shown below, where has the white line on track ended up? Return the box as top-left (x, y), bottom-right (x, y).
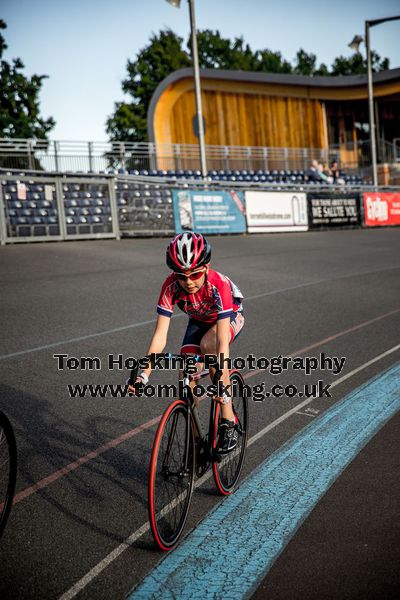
top-left (58, 343), bottom-right (400, 600)
top-left (0, 316), bottom-right (185, 361)
top-left (1, 265), bottom-right (398, 361)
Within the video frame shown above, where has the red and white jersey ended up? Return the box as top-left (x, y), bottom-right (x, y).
top-left (157, 269), bottom-right (243, 323)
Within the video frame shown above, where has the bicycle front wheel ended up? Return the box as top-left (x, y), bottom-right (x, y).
top-left (148, 400), bottom-right (195, 550)
top-left (213, 371), bottom-right (248, 495)
top-left (0, 411), bottom-right (17, 538)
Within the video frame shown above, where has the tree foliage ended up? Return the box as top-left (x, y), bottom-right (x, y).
top-left (195, 30), bottom-right (259, 71)
top-left (330, 50), bottom-right (389, 75)
top-left (106, 30), bottom-right (190, 143)
top-left (107, 28), bottom-right (391, 142)
top-left (0, 20), bottom-right (55, 139)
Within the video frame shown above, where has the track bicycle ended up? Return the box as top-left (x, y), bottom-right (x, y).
top-left (129, 353), bottom-right (248, 551)
top-left (0, 411), bottom-right (17, 539)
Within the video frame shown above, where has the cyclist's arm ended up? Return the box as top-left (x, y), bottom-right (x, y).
top-left (216, 317), bottom-right (231, 394)
top-left (140, 314), bottom-right (171, 380)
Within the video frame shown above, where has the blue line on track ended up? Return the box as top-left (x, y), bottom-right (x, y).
top-left (129, 363), bottom-right (400, 599)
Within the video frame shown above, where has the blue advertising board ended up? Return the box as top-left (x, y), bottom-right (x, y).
top-left (172, 189), bottom-right (246, 234)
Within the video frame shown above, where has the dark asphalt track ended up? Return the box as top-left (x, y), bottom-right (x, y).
top-left (0, 228), bottom-right (399, 599)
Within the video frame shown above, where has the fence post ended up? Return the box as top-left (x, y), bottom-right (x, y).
top-left (0, 176), bottom-right (7, 244)
top-left (55, 176), bottom-right (67, 239)
top-left (174, 144), bottom-right (181, 171)
top-left (109, 176), bottom-right (120, 240)
top-left (88, 142), bottom-right (94, 172)
top-left (149, 143), bottom-right (157, 172)
top-left (284, 147), bottom-right (289, 170)
top-left (303, 148), bottom-right (308, 171)
top-left (120, 143), bottom-right (126, 171)
top-left (224, 146), bottom-right (229, 171)
top-left (263, 147), bottom-right (268, 171)
top-left (54, 141), bottom-right (60, 172)
top-left (247, 147), bottom-right (252, 171)
top-left (27, 139), bottom-right (34, 170)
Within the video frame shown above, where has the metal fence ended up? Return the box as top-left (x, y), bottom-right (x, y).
top-left (0, 174), bottom-right (119, 243)
top-left (2, 170), bottom-right (399, 245)
top-left (0, 138), bottom-right (386, 174)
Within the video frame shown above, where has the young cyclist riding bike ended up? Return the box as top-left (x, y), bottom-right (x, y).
top-left (130, 231), bottom-right (245, 453)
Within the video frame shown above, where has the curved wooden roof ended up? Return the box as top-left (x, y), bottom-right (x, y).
top-left (148, 67), bottom-right (400, 145)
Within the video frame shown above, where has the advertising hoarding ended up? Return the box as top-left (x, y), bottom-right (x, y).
top-left (308, 194), bottom-right (361, 228)
top-left (363, 192), bottom-right (400, 227)
top-left (245, 192), bottom-right (308, 232)
top-left (172, 189), bottom-right (246, 234)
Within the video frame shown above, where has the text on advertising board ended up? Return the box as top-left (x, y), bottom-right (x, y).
top-left (245, 192), bottom-right (308, 233)
top-left (307, 194), bottom-right (361, 228)
top-left (363, 192), bottom-right (400, 227)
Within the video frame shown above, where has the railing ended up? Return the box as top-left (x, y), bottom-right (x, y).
top-left (0, 138), bottom-right (347, 174)
top-left (0, 137), bottom-right (397, 175)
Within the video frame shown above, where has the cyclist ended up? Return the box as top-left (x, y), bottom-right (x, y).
top-left (130, 231), bottom-right (244, 453)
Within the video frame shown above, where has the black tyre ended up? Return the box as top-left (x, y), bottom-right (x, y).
top-left (213, 371), bottom-right (248, 495)
top-left (0, 411), bottom-right (17, 538)
top-left (148, 400), bottom-right (195, 550)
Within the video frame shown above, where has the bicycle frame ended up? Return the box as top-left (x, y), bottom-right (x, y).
top-left (181, 366), bottom-right (217, 471)
top-left (129, 353), bottom-right (222, 470)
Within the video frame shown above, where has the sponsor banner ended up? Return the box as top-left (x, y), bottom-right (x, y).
top-left (245, 192), bottom-right (308, 232)
top-left (172, 189), bottom-right (246, 234)
top-left (308, 193), bottom-right (361, 228)
top-left (363, 192), bottom-right (400, 227)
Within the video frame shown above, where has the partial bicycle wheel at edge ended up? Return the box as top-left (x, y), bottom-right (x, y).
top-left (148, 400), bottom-right (195, 550)
top-left (0, 411), bottom-right (17, 539)
top-left (213, 371), bottom-right (248, 495)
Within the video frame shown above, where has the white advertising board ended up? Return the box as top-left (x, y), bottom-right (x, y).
top-left (245, 192), bottom-right (309, 232)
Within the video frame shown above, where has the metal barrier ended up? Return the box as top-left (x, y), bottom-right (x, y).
top-left (116, 176), bottom-right (174, 237)
top-left (1, 170), bottom-right (399, 244)
top-left (0, 174), bottom-right (120, 244)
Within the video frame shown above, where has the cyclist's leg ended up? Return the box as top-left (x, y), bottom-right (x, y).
top-left (180, 319), bottom-right (211, 435)
top-left (199, 311), bottom-right (245, 422)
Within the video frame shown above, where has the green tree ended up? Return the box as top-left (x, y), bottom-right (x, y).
top-left (293, 49), bottom-right (329, 76)
top-left (106, 29), bottom-right (190, 142)
top-left (256, 49), bottom-right (293, 74)
top-left (0, 20), bottom-right (55, 139)
top-left (195, 30), bottom-right (259, 71)
top-left (107, 29), bottom-right (297, 142)
top-left (108, 28), bottom-right (391, 142)
top-left (330, 50), bottom-right (389, 75)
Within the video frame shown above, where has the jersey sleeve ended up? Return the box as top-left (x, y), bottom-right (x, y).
top-left (213, 273), bottom-right (234, 320)
top-left (157, 275), bottom-right (177, 318)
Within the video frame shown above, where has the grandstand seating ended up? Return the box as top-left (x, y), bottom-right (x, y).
top-left (1, 178), bottom-right (114, 238)
top-left (2, 180), bottom-right (60, 238)
top-left (115, 168), bottom-right (365, 186)
top-left (0, 167), bottom-right (365, 239)
top-left (115, 179), bottom-right (173, 231)
top-left (62, 182), bottom-right (113, 235)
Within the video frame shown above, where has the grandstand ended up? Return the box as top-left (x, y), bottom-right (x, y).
top-left (148, 67), bottom-right (400, 171)
top-left (1, 66), bottom-right (399, 243)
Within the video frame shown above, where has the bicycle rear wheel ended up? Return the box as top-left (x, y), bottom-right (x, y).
top-left (148, 400), bottom-right (195, 550)
top-left (213, 371), bottom-right (248, 495)
top-left (0, 411), bottom-right (17, 538)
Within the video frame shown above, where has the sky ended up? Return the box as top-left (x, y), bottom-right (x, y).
top-left (2, 0), bottom-right (400, 142)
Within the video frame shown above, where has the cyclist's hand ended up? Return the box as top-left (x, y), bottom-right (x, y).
top-left (127, 376), bottom-right (146, 396)
top-left (214, 393), bottom-right (231, 405)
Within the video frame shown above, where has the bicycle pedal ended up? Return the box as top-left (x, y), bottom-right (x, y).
top-left (195, 461), bottom-right (210, 478)
top-left (195, 446), bottom-right (210, 477)
top-left (213, 451), bottom-right (222, 463)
